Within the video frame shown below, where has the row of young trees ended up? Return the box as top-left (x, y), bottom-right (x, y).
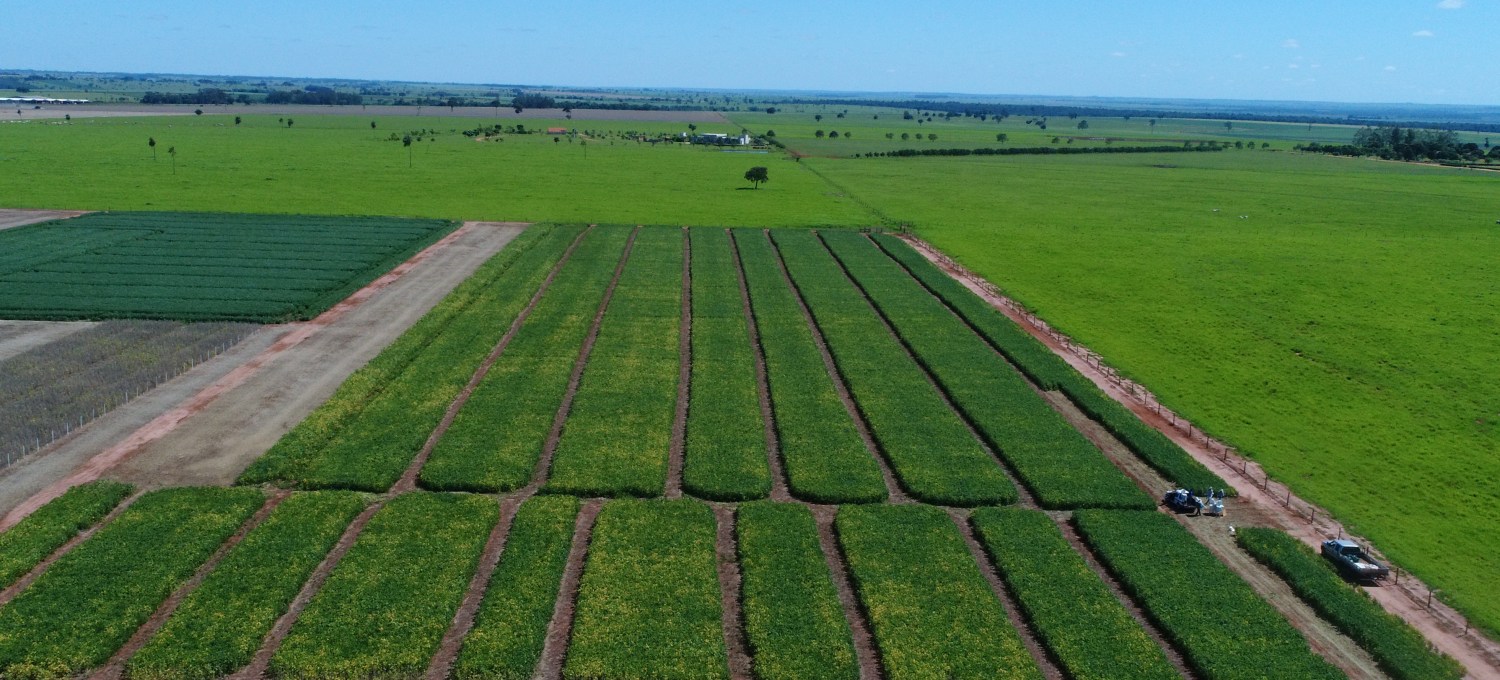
top-left (1299, 125), bottom-right (1498, 162)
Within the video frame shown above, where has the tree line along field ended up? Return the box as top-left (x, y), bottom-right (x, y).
top-left (0, 211), bottom-right (457, 321)
top-left (0, 223), bottom-right (1466, 678)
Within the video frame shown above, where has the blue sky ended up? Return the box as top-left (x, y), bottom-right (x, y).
top-left (2, 0), bottom-right (1493, 105)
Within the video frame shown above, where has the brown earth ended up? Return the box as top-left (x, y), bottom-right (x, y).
top-left (665, 229), bottom-right (692, 500)
top-left (13, 103), bottom-right (728, 123)
top-left (0, 208), bottom-right (88, 230)
top-left (0, 320), bottom-right (98, 362)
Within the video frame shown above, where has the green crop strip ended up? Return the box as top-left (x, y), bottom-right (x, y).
top-left (684, 228), bottom-right (772, 501)
top-left (870, 232), bottom-right (1229, 494)
top-left (454, 495), bottom-right (581, 679)
top-left (1237, 528), bottom-right (1463, 680)
top-left (0, 487), bottom-right (264, 677)
top-left (772, 229), bottom-right (1015, 507)
top-left (731, 229), bottom-right (886, 504)
top-left (0, 480), bottom-right (132, 589)
top-left (737, 502), bottom-right (857, 680)
top-left (1073, 510), bottom-right (1343, 679)
top-left (239, 224), bottom-right (577, 491)
top-left (421, 226), bottom-right (631, 492)
top-left (271, 492), bottom-right (499, 679)
top-left (835, 504), bottom-right (1040, 679)
top-left (970, 508), bottom-right (1177, 680)
top-left (824, 230), bottom-right (1152, 509)
top-left (565, 499), bottom-right (728, 679)
top-left (127, 491), bottom-right (368, 680)
top-left (547, 228), bottom-right (683, 498)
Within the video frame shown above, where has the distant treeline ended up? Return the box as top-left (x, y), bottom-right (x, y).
top-left (791, 98), bottom-right (1500, 133)
top-left (141, 89), bottom-right (247, 105)
top-left (861, 145), bottom-right (1227, 158)
top-left (140, 86), bottom-right (361, 106)
top-left (1298, 125), bottom-right (1498, 162)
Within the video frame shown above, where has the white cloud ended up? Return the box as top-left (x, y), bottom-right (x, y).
top-left (1110, 51), bottom-right (1128, 58)
top-left (1282, 38), bottom-right (1301, 48)
top-left (1385, 65), bottom-right (1398, 71)
top-left (1288, 63), bottom-right (1301, 69)
top-left (1437, 0), bottom-right (1465, 9)
top-left (1413, 29), bottom-right (1435, 37)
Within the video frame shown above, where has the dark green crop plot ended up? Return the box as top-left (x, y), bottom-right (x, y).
top-left (836, 504), bottom-right (1040, 679)
top-left (683, 228), bottom-right (771, 501)
top-left (547, 228), bottom-right (684, 498)
top-left (239, 224), bottom-right (577, 491)
top-left (421, 226), bottom-right (631, 492)
top-left (566, 499), bottom-right (728, 679)
top-left (772, 229), bottom-right (1015, 507)
top-left (824, 230), bottom-right (1151, 510)
top-left (455, 495), bottom-right (581, 680)
top-left (970, 508), bottom-right (1177, 680)
top-left (0, 212), bottom-right (459, 322)
top-left (271, 492), bottom-right (499, 679)
top-left (732, 229), bottom-right (886, 504)
top-left (1073, 510), bottom-right (1343, 680)
top-left (0, 480), bottom-right (132, 589)
top-left (0, 487), bottom-right (264, 678)
top-left (1237, 528), bottom-right (1462, 680)
top-left (128, 491), bottom-right (367, 680)
top-left (737, 502), bottom-right (857, 680)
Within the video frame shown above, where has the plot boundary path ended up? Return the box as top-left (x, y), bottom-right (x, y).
top-left (897, 232), bottom-right (1500, 677)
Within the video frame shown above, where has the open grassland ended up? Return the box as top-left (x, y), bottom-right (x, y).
top-left (807, 149), bottom-right (1500, 633)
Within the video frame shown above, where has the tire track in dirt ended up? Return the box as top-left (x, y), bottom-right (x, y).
top-left (534, 498), bottom-right (603, 680)
top-left (426, 490), bottom-right (534, 680)
top-left (665, 228), bottom-right (692, 500)
top-left (728, 229), bottom-right (790, 502)
top-left (530, 228), bottom-right (640, 489)
top-left (395, 225), bottom-right (594, 493)
top-left (947, 509), bottom-right (1065, 680)
top-left (0, 489), bottom-right (144, 608)
top-left (763, 229), bottom-right (908, 505)
top-left (229, 500), bottom-right (384, 680)
top-left (91, 490), bottom-right (290, 680)
top-left (713, 504), bottom-right (753, 679)
top-left (810, 505), bottom-right (883, 680)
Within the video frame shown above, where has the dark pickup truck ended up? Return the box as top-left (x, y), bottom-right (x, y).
top-left (1321, 539), bottom-right (1389, 580)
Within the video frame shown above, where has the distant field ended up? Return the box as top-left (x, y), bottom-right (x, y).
top-left (0, 212), bottom-right (456, 321)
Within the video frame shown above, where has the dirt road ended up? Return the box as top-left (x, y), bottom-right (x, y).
top-left (0, 209), bottom-right (87, 231)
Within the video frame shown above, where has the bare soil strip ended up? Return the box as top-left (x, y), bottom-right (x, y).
top-left (728, 230), bottom-right (790, 502)
top-left (394, 226), bottom-right (593, 493)
top-left (1053, 514), bottom-right (1197, 679)
top-left (810, 505), bottom-right (883, 680)
top-left (713, 504), bottom-right (754, 679)
top-left (763, 229), bottom-right (909, 505)
top-left (229, 501), bottom-right (384, 680)
top-left (530, 228), bottom-right (640, 488)
top-left (898, 233), bottom-right (1500, 676)
top-left (0, 208), bottom-right (87, 231)
top-left (947, 509), bottom-right (1064, 680)
top-left (535, 499), bottom-right (603, 680)
top-left (426, 491), bottom-right (535, 680)
top-left (0, 320), bottom-right (98, 363)
top-left (0, 489), bottom-right (144, 608)
top-left (91, 491), bottom-right (290, 680)
top-left (665, 228), bottom-right (692, 500)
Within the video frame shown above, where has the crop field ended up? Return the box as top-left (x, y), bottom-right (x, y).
top-left (0, 211), bottom-right (457, 321)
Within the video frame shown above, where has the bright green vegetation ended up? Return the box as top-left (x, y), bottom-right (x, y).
top-left (835, 504), bottom-right (1040, 679)
top-left (870, 233), bottom-right (1228, 492)
top-left (128, 491), bottom-right (367, 680)
top-left (1237, 528), bottom-right (1463, 680)
top-left (565, 499), bottom-right (728, 679)
top-left (812, 150), bottom-right (1500, 633)
top-left (970, 508), bottom-right (1177, 680)
top-left (547, 228), bottom-right (683, 498)
top-left (0, 487), bottom-right (263, 678)
top-left (0, 212), bottom-right (455, 321)
top-left (455, 495), bottom-right (581, 680)
top-left (0, 480), bottom-right (131, 589)
top-left (271, 492), bottom-right (498, 679)
top-left (732, 229), bottom-right (887, 504)
top-left (684, 228), bottom-right (771, 501)
top-left (736, 502), bottom-right (857, 680)
top-left (0, 114), bottom-right (869, 226)
top-left (420, 226), bottom-right (630, 492)
top-left (773, 229), bottom-right (1015, 507)
top-left (1073, 510), bottom-right (1342, 679)
top-left (239, 224), bottom-right (576, 491)
top-left (823, 230), bottom-right (1152, 509)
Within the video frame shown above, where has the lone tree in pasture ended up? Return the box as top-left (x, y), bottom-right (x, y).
top-left (1224, 121), bottom-right (1233, 132)
top-left (148, 137), bottom-right (157, 160)
top-left (403, 134), bottom-right (413, 168)
top-left (168, 146), bottom-right (177, 174)
top-left (928, 133), bottom-right (937, 141)
top-left (996, 133), bottom-right (1008, 143)
top-left (286, 118), bottom-right (294, 128)
top-left (1077, 120), bottom-right (1089, 129)
top-left (234, 116), bottom-right (242, 126)
top-left (815, 130), bottom-right (825, 138)
top-left (194, 108), bottom-right (203, 116)
top-left (815, 114), bottom-right (823, 122)
top-left (1149, 118), bottom-right (1157, 133)
top-left (744, 166), bottom-right (769, 189)
top-left (64, 114), bottom-right (70, 123)
top-left (370, 121), bottom-right (377, 129)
